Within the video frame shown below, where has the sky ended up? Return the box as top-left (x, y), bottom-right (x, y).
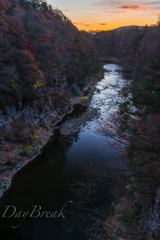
top-left (47, 0), bottom-right (160, 31)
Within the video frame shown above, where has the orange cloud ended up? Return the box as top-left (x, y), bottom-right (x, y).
top-left (118, 5), bottom-right (146, 11)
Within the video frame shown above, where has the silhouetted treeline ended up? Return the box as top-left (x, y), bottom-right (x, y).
top-left (0, 0), bottom-right (100, 108)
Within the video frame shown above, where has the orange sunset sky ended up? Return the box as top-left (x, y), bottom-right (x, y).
top-left (47, 0), bottom-right (160, 31)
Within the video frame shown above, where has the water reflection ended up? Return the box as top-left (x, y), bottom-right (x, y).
top-left (0, 129), bottom-right (83, 240)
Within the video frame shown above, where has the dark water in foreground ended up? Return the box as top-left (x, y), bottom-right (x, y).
top-left (0, 64), bottom-right (131, 240)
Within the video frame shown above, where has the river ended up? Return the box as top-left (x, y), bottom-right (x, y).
top-left (0, 63), bottom-right (132, 240)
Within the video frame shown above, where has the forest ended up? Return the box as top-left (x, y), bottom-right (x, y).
top-left (96, 20), bottom-right (160, 192)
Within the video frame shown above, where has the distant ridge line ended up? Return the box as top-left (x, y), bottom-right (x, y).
top-left (112, 25), bottom-right (144, 31)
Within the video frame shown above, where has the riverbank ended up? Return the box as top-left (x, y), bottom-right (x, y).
top-left (0, 74), bottom-right (103, 197)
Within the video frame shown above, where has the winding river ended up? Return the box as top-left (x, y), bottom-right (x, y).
top-left (0, 63), bottom-right (131, 240)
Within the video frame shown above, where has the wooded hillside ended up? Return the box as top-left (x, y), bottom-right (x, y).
top-left (0, 0), bottom-right (100, 108)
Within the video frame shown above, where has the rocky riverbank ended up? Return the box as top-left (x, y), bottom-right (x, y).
top-left (101, 188), bottom-right (160, 240)
top-left (0, 78), bottom-right (100, 197)
top-left (0, 109), bottom-right (63, 197)
top-left (59, 107), bottom-right (100, 136)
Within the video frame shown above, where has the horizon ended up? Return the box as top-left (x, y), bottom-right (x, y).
top-left (47, 0), bottom-right (160, 31)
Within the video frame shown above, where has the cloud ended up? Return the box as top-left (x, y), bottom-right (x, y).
top-left (74, 22), bottom-right (108, 28)
top-left (93, 0), bottom-right (160, 10)
top-left (73, 22), bottom-right (92, 27)
top-left (143, 1), bottom-right (160, 6)
top-left (118, 5), bottom-right (146, 10)
top-left (93, 0), bottom-right (122, 7)
top-left (98, 23), bottom-right (108, 25)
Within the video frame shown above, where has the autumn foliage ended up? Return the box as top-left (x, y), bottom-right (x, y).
top-left (0, 0), bottom-right (100, 107)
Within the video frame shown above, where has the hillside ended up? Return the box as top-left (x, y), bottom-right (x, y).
top-left (0, 0), bottom-right (102, 186)
top-left (0, 0), bottom-right (100, 112)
